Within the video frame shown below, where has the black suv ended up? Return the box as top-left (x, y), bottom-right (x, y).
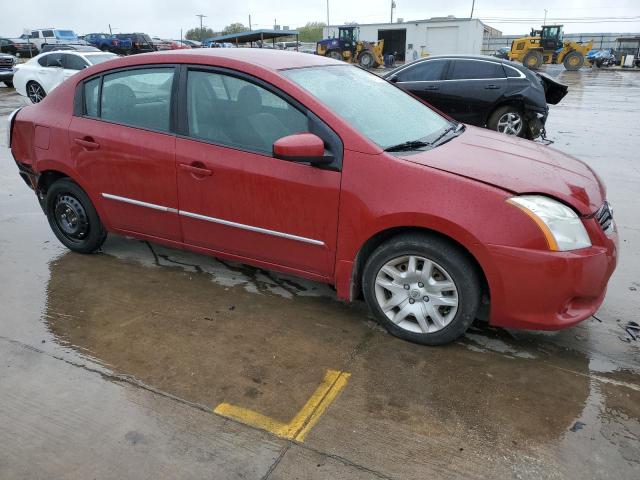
top-left (114, 33), bottom-right (157, 54)
top-left (0, 52), bottom-right (16, 87)
top-left (383, 55), bottom-right (568, 139)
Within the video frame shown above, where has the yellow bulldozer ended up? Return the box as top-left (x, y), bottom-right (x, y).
top-left (316, 26), bottom-right (385, 69)
top-left (509, 25), bottom-right (592, 71)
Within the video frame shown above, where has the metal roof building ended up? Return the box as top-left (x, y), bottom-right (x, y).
top-left (323, 17), bottom-right (498, 61)
top-left (203, 29), bottom-right (299, 48)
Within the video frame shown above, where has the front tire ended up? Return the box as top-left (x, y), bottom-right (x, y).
top-left (45, 178), bottom-right (107, 253)
top-left (358, 51), bottom-right (375, 69)
top-left (362, 233), bottom-right (482, 346)
top-left (522, 50), bottom-right (543, 70)
top-left (563, 51), bottom-right (584, 71)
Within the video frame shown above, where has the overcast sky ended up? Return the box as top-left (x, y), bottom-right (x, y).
top-left (1, 0), bottom-right (638, 38)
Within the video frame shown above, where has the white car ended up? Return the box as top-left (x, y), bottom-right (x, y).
top-left (13, 49), bottom-right (117, 103)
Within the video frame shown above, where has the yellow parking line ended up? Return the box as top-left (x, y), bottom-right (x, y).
top-left (214, 369), bottom-right (351, 442)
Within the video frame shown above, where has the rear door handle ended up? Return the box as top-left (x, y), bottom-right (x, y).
top-left (423, 85), bottom-right (439, 90)
top-left (179, 163), bottom-right (212, 177)
top-left (485, 84), bottom-right (501, 89)
top-left (74, 137), bottom-right (100, 150)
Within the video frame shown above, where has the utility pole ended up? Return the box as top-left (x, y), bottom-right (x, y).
top-left (390, 1), bottom-right (396, 23)
top-left (196, 14), bottom-right (206, 40)
top-left (248, 14), bottom-right (252, 30)
top-left (543, 9), bottom-right (548, 26)
top-left (108, 24), bottom-right (112, 35)
top-left (326, 0), bottom-right (330, 26)
top-left (470, 0), bottom-right (475, 19)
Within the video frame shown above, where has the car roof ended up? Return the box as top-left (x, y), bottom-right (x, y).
top-left (385, 54), bottom-right (529, 77)
top-left (87, 48), bottom-right (343, 72)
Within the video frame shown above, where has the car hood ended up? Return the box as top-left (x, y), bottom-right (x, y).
top-left (404, 126), bottom-right (604, 215)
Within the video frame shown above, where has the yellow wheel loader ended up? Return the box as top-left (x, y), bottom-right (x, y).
top-left (509, 25), bottom-right (592, 71)
top-left (316, 26), bottom-right (385, 69)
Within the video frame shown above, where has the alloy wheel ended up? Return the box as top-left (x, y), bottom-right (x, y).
top-left (374, 255), bottom-right (459, 334)
top-left (497, 112), bottom-right (523, 136)
top-left (27, 82), bottom-right (45, 103)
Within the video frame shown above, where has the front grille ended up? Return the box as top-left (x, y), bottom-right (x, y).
top-left (0, 58), bottom-right (14, 67)
top-left (594, 201), bottom-right (614, 234)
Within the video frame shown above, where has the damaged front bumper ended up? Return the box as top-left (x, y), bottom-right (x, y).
top-left (524, 105), bottom-right (548, 139)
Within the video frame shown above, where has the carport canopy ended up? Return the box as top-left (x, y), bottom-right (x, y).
top-left (204, 29), bottom-right (299, 49)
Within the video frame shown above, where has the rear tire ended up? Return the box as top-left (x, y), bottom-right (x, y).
top-left (488, 105), bottom-right (527, 138)
top-left (362, 233), bottom-right (482, 346)
top-left (45, 178), bottom-right (107, 253)
top-left (522, 50), bottom-right (543, 70)
top-left (26, 81), bottom-right (46, 103)
top-left (563, 51), bottom-right (584, 71)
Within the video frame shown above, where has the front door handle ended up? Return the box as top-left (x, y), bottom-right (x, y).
top-left (74, 137), bottom-right (100, 150)
top-left (179, 163), bottom-right (212, 177)
top-left (485, 84), bottom-right (501, 90)
top-left (423, 85), bottom-right (439, 90)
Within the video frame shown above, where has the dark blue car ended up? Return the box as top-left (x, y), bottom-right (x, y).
top-left (84, 33), bottom-right (132, 54)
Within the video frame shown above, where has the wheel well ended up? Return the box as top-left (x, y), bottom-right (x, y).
top-left (37, 170), bottom-right (68, 195)
top-left (351, 227), bottom-right (490, 311)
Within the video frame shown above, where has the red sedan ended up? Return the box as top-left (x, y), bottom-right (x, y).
top-left (7, 49), bottom-right (617, 345)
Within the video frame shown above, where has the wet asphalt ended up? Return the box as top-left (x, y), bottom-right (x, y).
top-left (0, 66), bottom-right (638, 479)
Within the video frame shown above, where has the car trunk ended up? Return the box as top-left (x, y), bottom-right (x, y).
top-left (537, 72), bottom-right (568, 105)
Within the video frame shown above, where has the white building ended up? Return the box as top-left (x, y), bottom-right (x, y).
top-left (323, 17), bottom-right (500, 61)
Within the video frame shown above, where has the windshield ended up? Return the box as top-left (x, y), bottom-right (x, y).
top-left (85, 53), bottom-right (118, 65)
top-left (282, 65), bottom-right (449, 150)
top-left (55, 30), bottom-right (77, 40)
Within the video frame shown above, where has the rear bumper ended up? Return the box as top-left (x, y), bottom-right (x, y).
top-left (486, 230), bottom-right (618, 330)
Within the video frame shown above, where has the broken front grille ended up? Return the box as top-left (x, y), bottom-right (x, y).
top-left (595, 201), bottom-right (613, 234)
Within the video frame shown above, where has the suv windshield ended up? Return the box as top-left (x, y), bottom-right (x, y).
top-left (282, 65), bottom-right (449, 150)
top-left (55, 30), bottom-right (77, 40)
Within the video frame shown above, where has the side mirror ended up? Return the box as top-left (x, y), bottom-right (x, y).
top-left (389, 75), bottom-right (398, 83)
top-left (273, 133), bottom-right (331, 166)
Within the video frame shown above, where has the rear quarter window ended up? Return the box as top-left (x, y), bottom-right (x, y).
top-left (84, 77), bottom-right (100, 117)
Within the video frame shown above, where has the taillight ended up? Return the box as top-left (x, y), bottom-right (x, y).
top-left (134, 42), bottom-right (139, 48)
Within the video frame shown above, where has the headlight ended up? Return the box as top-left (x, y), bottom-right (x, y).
top-left (507, 195), bottom-right (591, 251)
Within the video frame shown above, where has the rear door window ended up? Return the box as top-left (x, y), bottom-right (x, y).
top-left (44, 53), bottom-right (63, 67)
top-left (42, 30), bottom-right (55, 38)
top-left (396, 60), bottom-right (447, 82)
top-left (100, 67), bottom-right (174, 132)
top-left (449, 60), bottom-right (505, 80)
top-left (62, 54), bottom-right (88, 70)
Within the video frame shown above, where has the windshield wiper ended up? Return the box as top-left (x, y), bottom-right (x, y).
top-left (384, 139), bottom-right (431, 152)
top-left (430, 122), bottom-right (465, 147)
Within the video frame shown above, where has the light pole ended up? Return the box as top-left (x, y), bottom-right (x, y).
top-left (470, 0), bottom-right (475, 19)
top-left (196, 14), bottom-right (207, 40)
top-left (543, 9), bottom-right (548, 26)
top-left (326, 0), bottom-right (330, 26)
top-left (390, 1), bottom-right (396, 23)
